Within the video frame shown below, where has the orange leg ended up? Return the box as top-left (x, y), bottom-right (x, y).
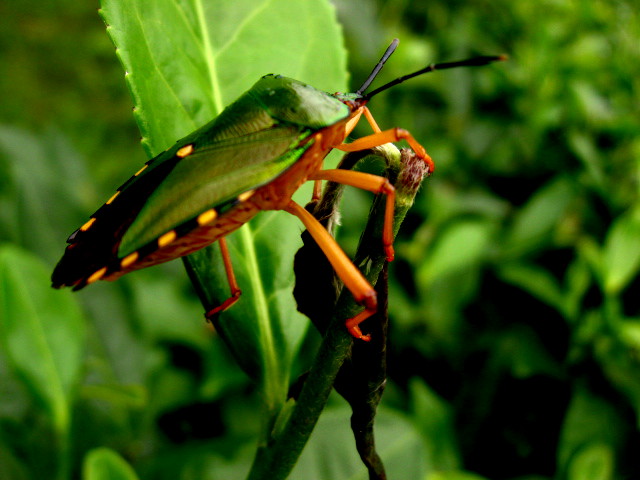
top-left (336, 127), bottom-right (434, 174)
top-left (362, 106), bottom-right (382, 133)
top-left (284, 200), bottom-right (376, 341)
top-left (205, 237), bottom-right (242, 319)
top-left (343, 108), bottom-right (364, 137)
top-left (343, 106), bottom-right (381, 137)
top-left (312, 179), bottom-right (323, 201)
top-left (309, 169), bottom-right (396, 262)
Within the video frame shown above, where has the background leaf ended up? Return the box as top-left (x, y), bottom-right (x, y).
top-left (417, 219), bottom-right (493, 287)
top-left (83, 448), bottom-right (140, 480)
top-left (0, 127), bottom-right (92, 263)
top-left (291, 404), bottom-right (428, 480)
top-left (0, 244), bottom-right (85, 435)
top-left (601, 206), bottom-right (640, 295)
top-left (567, 443), bottom-right (614, 480)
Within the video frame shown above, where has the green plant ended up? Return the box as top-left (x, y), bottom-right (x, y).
top-left (1, 0), bottom-right (639, 479)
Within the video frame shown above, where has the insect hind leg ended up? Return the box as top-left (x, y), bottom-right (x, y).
top-left (205, 237), bottom-right (242, 319)
top-left (284, 199), bottom-right (376, 341)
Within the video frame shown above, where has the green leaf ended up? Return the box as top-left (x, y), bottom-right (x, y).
top-left (417, 219), bottom-right (493, 288)
top-left (83, 448), bottom-right (140, 480)
top-left (99, 0), bottom-right (348, 157)
top-left (567, 130), bottom-right (606, 190)
top-left (502, 177), bottom-right (576, 257)
top-left (564, 256), bottom-right (592, 322)
top-left (497, 262), bottom-right (564, 312)
top-left (98, 0), bottom-right (348, 416)
top-left (558, 386), bottom-right (624, 474)
top-left (616, 319), bottom-right (640, 350)
top-left (0, 127), bottom-right (92, 261)
top-left (591, 326), bottom-right (640, 424)
top-left (567, 443), bottom-right (614, 480)
top-left (408, 379), bottom-right (461, 470)
top-left (602, 206), bottom-right (640, 295)
top-left (290, 405), bottom-right (428, 480)
top-left (0, 244), bottom-right (85, 435)
top-left (80, 383), bottom-right (147, 409)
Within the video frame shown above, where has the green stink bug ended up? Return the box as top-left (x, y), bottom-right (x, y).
top-left (52, 39), bottom-right (504, 341)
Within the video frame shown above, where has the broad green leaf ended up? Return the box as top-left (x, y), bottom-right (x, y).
top-left (557, 386), bottom-right (624, 473)
top-left (408, 379), bottom-right (461, 471)
top-left (290, 404), bottom-right (428, 480)
top-left (616, 319), bottom-right (640, 350)
top-left (83, 448), bottom-right (140, 480)
top-left (99, 0), bottom-right (348, 157)
top-left (497, 262), bottom-right (564, 312)
top-left (0, 244), bottom-right (85, 434)
top-left (417, 219), bottom-right (493, 288)
top-left (98, 0), bottom-right (347, 417)
top-left (601, 206), bottom-right (640, 295)
top-left (567, 443), bottom-right (614, 480)
top-left (0, 127), bottom-right (92, 262)
top-left (502, 177), bottom-right (576, 258)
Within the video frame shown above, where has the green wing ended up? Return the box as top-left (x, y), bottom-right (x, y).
top-left (52, 91), bottom-right (312, 289)
top-left (119, 124), bottom-right (310, 255)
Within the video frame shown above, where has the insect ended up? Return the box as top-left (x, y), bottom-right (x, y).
top-left (52, 39), bottom-right (504, 341)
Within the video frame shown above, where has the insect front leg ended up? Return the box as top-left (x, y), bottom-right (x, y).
top-left (336, 127), bottom-right (435, 174)
top-left (284, 200), bottom-right (376, 341)
top-left (361, 106), bottom-right (382, 133)
top-left (205, 237), bottom-right (242, 319)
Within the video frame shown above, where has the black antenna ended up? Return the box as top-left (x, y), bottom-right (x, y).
top-left (355, 38), bottom-right (400, 96)
top-left (363, 54), bottom-right (508, 100)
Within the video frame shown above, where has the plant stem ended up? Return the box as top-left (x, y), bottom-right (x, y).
top-left (246, 148), bottom-right (429, 480)
top-left (247, 316), bottom-right (354, 479)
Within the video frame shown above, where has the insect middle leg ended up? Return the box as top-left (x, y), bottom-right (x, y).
top-left (205, 237), bottom-right (242, 319)
top-left (309, 169), bottom-right (396, 262)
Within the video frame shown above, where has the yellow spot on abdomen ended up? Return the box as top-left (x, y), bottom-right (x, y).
top-left (177, 144), bottom-right (194, 158)
top-left (237, 190), bottom-right (255, 202)
top-left (197, 209), bottom-right (218, 226)
top-left (80, 217), bottom-right (96, 232)
top-left (87, 266), bottom-right (108, 284)
top-left (135, 164), bottom-right (148, 176)
top-left (158, 231), bottom-right (177, 247)
top-left (120, 252), bottom-right (139, 268)
top-left (106, 191), bottom-right (120, 205)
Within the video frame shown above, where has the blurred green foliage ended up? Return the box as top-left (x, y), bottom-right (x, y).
top-left (1, 0), bottom-right (639, 479)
